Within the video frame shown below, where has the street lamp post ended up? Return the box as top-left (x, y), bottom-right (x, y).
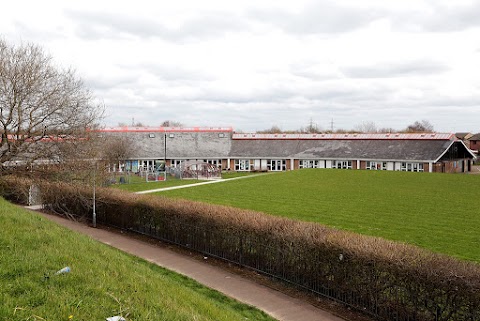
top-left (164, 130), bottom-right (167, 180)
top-left (92, 162), bottom-right (97, 228)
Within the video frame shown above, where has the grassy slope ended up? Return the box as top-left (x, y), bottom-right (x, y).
top-left (0, 199), bottom-right (274, 321)
top-left (159, 169), bottom-right (480, 262)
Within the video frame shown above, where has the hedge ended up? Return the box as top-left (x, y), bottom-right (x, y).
top-left (2, 176), bottom-right (479, 321)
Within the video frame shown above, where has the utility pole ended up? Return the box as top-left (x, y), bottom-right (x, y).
top-left (330, 118), bottom-right (334, 132)
top-left (309, 118), bottom-right (316, 133)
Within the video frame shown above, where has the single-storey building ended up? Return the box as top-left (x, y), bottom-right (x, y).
top-left (468, 133), bottom-right (480, 154)
top-left (455, 132), bottom-right (473, 141)
top-left (99, 127), bottom-right (476, 174)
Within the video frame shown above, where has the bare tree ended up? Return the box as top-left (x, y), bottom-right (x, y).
top-left (161, 120), bottom-right (183, 127)
top-left (354, 121), bottom-right (378, 133)
top-left (301, 118), bottom-right (322, 133)
top-left (404, 120), bottom-right (434, 133)
top-left (257, 125), bottom-right (283, 133)
top-left (118, 121), bottom-right (146, 127)
top-left (377, 127), bottom-right (397, 133)
top-left (101, 135), bottom-right (134, 170)
top-left (0, 39), bottom-right (103, 171)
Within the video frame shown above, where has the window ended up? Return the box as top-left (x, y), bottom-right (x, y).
top-left (218, 133), bottom-right (225, 138)
top-left (139, 160), bottom-right (155, 172)
top-left (203, 159), bottom-right (221, 168)
top-left (148, 133), bottom-right (155, 138)
top-left (401, 162), bottom-right (424, 172)
top-left (299, 160), bottom-right (320, 168)
top-left (171, 159), bottom-right (183, 168)
top-left (235, 159), bottom-right (251, 171)
top-left (267, 159), bottom-right (286, 171)
top-left (366, 161), bottom-right (387, 170)
top-left (332, 160), bottom-right (352, 169)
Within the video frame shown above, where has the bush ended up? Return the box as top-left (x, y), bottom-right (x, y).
top-left (2, 177), bottom-right (479, 321)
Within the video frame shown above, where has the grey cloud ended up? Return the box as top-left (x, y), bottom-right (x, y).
top-left (341, 60), bottom-right (448, 79)
top-left (11, 21), bottom-right (66, 42)
top-left (102, 83), bottom-right (480, 132)
top-left (248, 2), bottom-right (382, 34)
top-left (192, 87), bottom-right (298, 104)
top-left (65, 10), bottom-right (249, 42)
top-left (135, 63), bottom-right (215, 82)
top-left (423, 95), bottom-right (480, 108)
top-left (85, 74), bottom-right (139, 91)
top-left (391, 2), bottom-right (480, 32)
top-left (289, 62), bottom-right (341, 81)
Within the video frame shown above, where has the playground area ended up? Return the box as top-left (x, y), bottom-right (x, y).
top-left (107, 160), bottom-right (222, 185)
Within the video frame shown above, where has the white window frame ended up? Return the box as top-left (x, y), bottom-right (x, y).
top-left (299, 160), bottom-right (320, 169)
top-left (139, 160), bottom-right (155, 172)
top-left (332, 160), bottom-right (352, 169)
top-left (267, 159), bottom-right (286, 171)
top-left (235, 159), bottom-right (251, 171)
top-left (203, 159), bottom-right (221, 168)
top-left (401, 162), bottom-right (424, 172)
top-left (170, 159), bottom-right (183, 168)
top-left (366, 161), bottom-right (387, 170)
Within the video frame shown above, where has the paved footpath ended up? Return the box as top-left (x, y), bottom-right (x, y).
top-left (34, 210), bottom-right (345, 321)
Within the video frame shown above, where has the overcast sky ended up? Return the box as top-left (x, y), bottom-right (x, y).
top-left (1, 0), bottom-right (480, 132)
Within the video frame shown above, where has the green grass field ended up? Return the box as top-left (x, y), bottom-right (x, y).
top-left (111, 177), bottom-right (206, 192)
top-left (0, 198), bottom-right (274, 321)
top-left (158, 169), bottom-right (480, 262)
top-left (221, 171), bottom-right (262, 179)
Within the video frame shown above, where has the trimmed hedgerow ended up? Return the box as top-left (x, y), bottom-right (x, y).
top-left (2, 177), bottom-right (480, 321)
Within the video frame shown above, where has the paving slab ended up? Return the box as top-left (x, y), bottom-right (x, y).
top-left (33, 210), bottom-right (346, 321)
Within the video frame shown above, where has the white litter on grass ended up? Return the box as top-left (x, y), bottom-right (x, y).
top-left (106, 316), bottom-right (126, 321)
top-left (55, 266), bottom-right (71, 275)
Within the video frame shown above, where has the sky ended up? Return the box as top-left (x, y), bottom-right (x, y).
top-left (1, 0), bottom-right (480, 133)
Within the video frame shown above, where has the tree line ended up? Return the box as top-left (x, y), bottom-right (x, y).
top-left (257, 120), bottom-right (435, 134)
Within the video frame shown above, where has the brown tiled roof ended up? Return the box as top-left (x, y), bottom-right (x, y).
top-left (469, 133), bottom-right (480, 141)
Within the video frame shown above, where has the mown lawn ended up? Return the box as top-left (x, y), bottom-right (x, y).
top-left (158, 169), bottom-right (480, 262)
top-left (0, 198), bottom-right (274, 321)
top-left (221, 171), bottom-right (263, 179)
top-left (111, 178), bottom-right (206, 193)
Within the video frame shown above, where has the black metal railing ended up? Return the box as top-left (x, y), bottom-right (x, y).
top-left (91, 209), bottom-right (479, 321)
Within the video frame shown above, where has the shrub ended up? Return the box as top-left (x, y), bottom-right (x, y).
top-left (2, 177), bottom-right (479, 321)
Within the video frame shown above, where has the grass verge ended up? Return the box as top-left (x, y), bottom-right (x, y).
top-left (0, 198), bottom-right (274, 321)
top-left (159, 169), bottom-right (480, 262)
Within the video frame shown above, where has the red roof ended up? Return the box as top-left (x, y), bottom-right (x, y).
top-left (232, 133), bottom-right (455, 140)
top-left (97, 126), bottom-right (233, 133)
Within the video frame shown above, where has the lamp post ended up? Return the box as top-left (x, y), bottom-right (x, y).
top-left (164, 130), bottom-right (167, 180)
top-left (92, 162), bottom-right (97, 228)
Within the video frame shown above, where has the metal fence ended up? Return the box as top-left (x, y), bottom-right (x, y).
top-left (93, 209), bottom-right (479, 321)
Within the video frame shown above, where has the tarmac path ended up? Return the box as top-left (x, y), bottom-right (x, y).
top-left (33, 209), bottom-right (346, 321)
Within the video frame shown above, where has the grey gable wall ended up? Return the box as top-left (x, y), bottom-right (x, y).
top-left (106, 131), bottom-right (232, 159)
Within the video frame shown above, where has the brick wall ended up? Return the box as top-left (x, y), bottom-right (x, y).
top-left (470, 140), bottom-right (480, 151)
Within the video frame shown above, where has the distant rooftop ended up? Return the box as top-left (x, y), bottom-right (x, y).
top-left (98, 126), bottom-right (233, 133)
top-left (232, 133), bottom-right (455, 140)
